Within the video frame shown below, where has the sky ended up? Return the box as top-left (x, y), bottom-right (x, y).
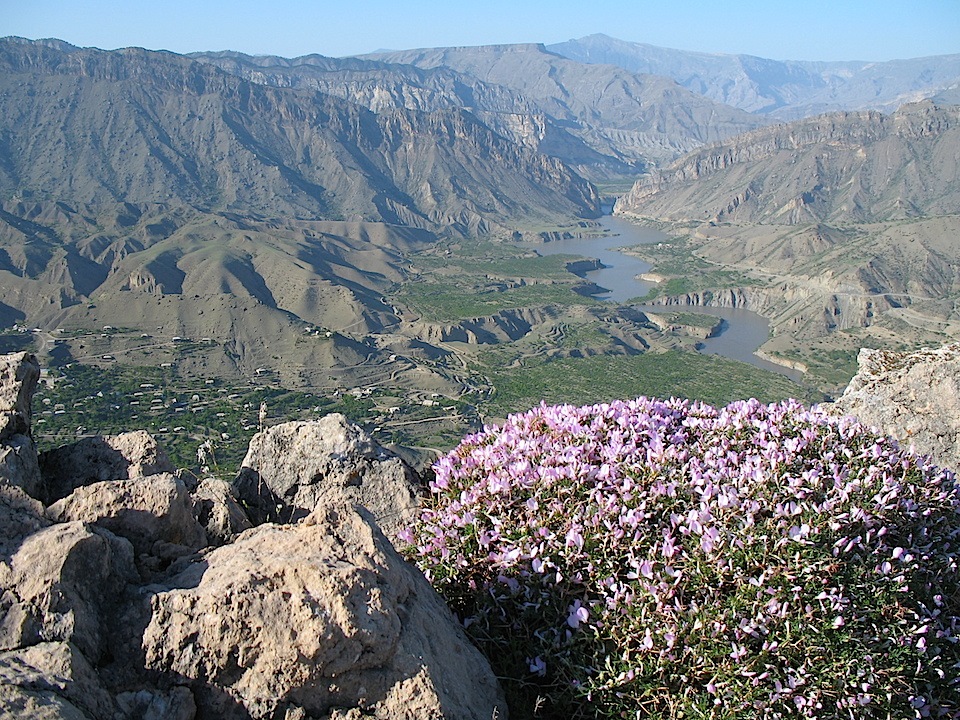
top-left (3, 0), bottom-right (959, 62)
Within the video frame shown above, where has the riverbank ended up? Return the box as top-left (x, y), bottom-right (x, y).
top-left (525, 214), bottom-right (805, 382)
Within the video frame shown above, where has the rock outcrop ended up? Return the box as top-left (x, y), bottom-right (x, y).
top-left (0, 353), bottom-right (41, 499)
top-left (191, 477), bottom-right (253, 546)
top-left (39, 431), bottom-right (175, 504)
top-left (234, 415), bottom-right (424, 543)
top-left (0, 352), bottom-right (507, 719)
top-left (45, 473), bottom-right (207, 563)
top-left (615, 102), bottom-right (960, 225)
top-left (827, 343), bottom-right (960, 471)
top-left (143, 496), bottom-right (505, 720)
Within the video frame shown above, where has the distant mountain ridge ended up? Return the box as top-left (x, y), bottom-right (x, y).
top-left (0, 37), bottom-right (598, 233)
top-left (615, 101), bottom-right (960, 225)
top-left (187, 43), bottom-right (766, 178)
top-left (549, 34), bottom-right (960, 120)
top-left (356, 43), bottom-right (766, 171)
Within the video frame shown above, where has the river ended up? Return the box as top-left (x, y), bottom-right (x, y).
top-left (525, 214), bottom-right (805, 382)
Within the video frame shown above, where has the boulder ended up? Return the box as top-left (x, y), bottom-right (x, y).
top-left (0, 485), bottom-right (49, 560)
top-left (0, 353), bottom-right (38, 442)
top-left (0, 641), bottom-right (116, 719)
top-left (0, 353), bottom-right (41, 499)
top-left (45, 474), bottom-right (206, 561)
top-left (0, 521), bottom-right (137, 661)
top-left (827, 343), bottom-right (960, 471)
top-left (39, 431), bottom-right (175, 504)
top-left (142, 495), bottom-right (506, 720)
top-left (0, 486), bottom-right (51, 652)
top-left (0, 685), bottom-right (89, 719)
top-left (192, 477), bottom-right (253, 546)
top-left (233, 416), bottom-right (423, 543)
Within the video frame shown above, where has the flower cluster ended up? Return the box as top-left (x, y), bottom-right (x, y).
top-left (402, 397), bottom-right (960, 719)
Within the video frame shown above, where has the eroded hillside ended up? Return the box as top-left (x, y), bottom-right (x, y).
top-left (614, 102), bottom-right (960, 389)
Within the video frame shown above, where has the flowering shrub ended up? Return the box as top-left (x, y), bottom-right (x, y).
top-left (401, 397), bottom-right (960, 719)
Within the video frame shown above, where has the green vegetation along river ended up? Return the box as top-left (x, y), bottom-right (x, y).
top-left (529, 214), bottom-right (804, 382)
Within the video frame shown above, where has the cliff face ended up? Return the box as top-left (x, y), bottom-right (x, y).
top-left (0, 38), bottom-right (599, 231)
top-left (616, 102), bottom-right (960, 224)
top-left (357, 43), bottom-right (767, 169)
top-left (0, 351), bottom-right (507, 720)
top-left (826, 343), bottom-right (960, 472)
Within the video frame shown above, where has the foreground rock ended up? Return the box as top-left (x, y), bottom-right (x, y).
top-left (39, 431), bottom-right (175, 504)
top-left (0, 353), bottom-right (41, 499)
top-left (0, 641), bottom-right (117, 719)
top-left (828, 343), bottom-right (960, 471)
top-left (0, 519), bottom-right (137, 661)
top-left (144, 495), bottom-right (506, 719)
top-left (45, 473), bottom-right (207, 562)
top-left (0, 351), bottom-right (506, 719)
top-left (234, 416), bottom-right (424, 543)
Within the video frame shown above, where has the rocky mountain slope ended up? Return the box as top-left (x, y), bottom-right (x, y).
top-left (358, 43), bottom-right (767, 170)
top-left (616, 102), bottom-right (960, 224)
top-left (0, 37), bottom-right (609, 388)
top-left (550, 33), bottom-right (960, 120)
top-left (614, 101), bottom-right (960, 390)
top-left (0, 201), bottom-right (442, 382)
top-left (0, 37), bottom-right (599, 232)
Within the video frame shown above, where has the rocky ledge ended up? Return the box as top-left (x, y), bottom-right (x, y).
top-left (0, 352), bottom-right (506, 720)
top-left (825, 342), bottom-right (960, 471)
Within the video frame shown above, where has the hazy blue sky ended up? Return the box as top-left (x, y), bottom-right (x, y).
top-left (4, 0), bottom-right (959, 61)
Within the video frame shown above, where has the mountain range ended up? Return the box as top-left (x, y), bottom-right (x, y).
top-left (550, 33), bottom-right (960, 120)
top-left (190, 42), bottom-right (765, 178)
top-left (0, 38), bottom-right (598, 233)
top-left (615, 102), bottom-right (960, 224)
top-left (0, 34), bottom-right (958, 398)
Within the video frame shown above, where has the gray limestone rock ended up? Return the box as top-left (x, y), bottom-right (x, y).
top-left (0, 641), bottom-right (116, 719)
top-left (0, 353), bottom-right (38, 443)
top-left (233, 415), bottom-right (423, 543)
top-left (0, 521), bottom-right (137, 661)
top-left (0, 684), bottom-right (90, 720)
top-left (191, 477), bottom-right (253, 546)
top-left (142, 495), bottom-right (506, 720)
top-left (113, 687), bottom-right (196, 720)
top-left (826, 343), bottom-right (960, 471)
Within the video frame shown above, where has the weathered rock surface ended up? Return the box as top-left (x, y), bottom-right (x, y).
top-left (0, 353), bottom-right (41, 498)
top-left (0, 351), bottom-right (506, 720)
top-left (0, 521), bottom-right (137, 661)
top-left (45, 473), bottom-right (207, 560)
top-left (39, 431), bottom-right (175, 504)
top-left (827, 343), bottom-right (960, 471)
top-left (0, 353), bottom-right (38, 441)
top-left (0, 641), bottom-right (116, 719)
top-left (192, 477), bottom-right (253, 546)
top-left (143, 496), bottom-right (507, 720)
top-left (234, 415), bottom-right (423, 542)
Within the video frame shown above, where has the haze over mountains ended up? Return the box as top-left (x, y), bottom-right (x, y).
top-left (0, 33), bottom-right (958, 399)
top-left (550, 33), bottom-right (960, 119)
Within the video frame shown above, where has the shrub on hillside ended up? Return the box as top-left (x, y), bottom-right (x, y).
top-left (401, 397), bottom-right (960, 719)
